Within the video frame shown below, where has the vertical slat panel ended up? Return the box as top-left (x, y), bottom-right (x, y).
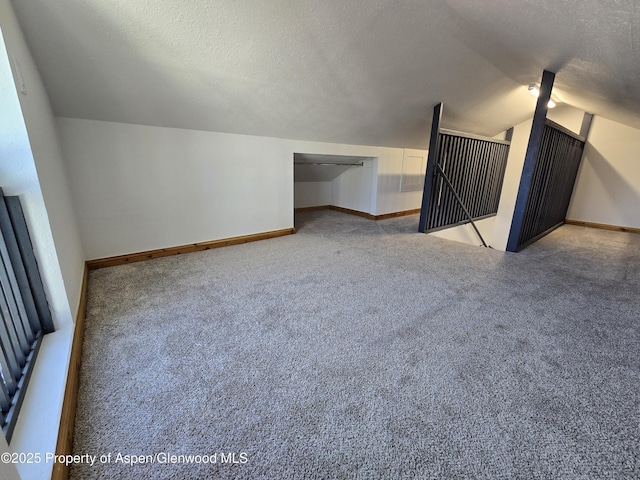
top-left (0, 350), bottom-right (18, 396)
top-left (486, 144), bottom-right (499, 214)
top-left (452, 136), bottom-right (466, 224)
top-left (425, 132), bottom-right (510, 233)
top-left (476, 140), bottom-right (489, 217)
top-left (0, 380), bottom-right (10, 412)
top-left (515, 124), bottom-right (585, 250)
top-left (525, 127), bottom-right (552, 242)
top-left (495, 144), bottom-right (509, 212)
top-left (0, 234), bottom-right (32, 354)
top-left (546, 133), bottom-right (568, 225)
top-left (490, 144), bottom-right (506, 212)
top-left (440, 136), bottom-right (453, 226)
top-left (5, 197), bottom-right (54, 334)
top-left (0, 196), bottom-right (40, 336)
top-left (451, 135), bottom-right (465, 225)
top-left (478, 142), bottom-right (491, 216)
top-left (0, 192), bottom-right (52, 441)
top-left (443, 136), bottom-right (456, 226)
top-left (436, 137), bottom-right (450, 228)
top-left (466, 140), bottom-right (485, 218)
top-left (460, 139), bottom-right (475, 221)
top-left (0, 288), bottom-right (26, 371)
top-left (0, 311), bottom-right (21, 393)
top-left (465, 139), bottom-right (479, 219)
top-left (531, 127), bottom-right (554, 241)
top-left (447, 136), bottom-right (463, 224)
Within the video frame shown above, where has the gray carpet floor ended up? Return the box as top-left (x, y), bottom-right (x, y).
top-left (71, 210), bottom-right (639, 479)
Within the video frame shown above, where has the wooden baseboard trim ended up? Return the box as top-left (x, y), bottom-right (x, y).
top-left (295, 205), bottom-right (420, 221)
top-left (52, 265), bottom-right (89, 480)
top-left (328, 205), bottom-right (376, 220)
top-left (86, 228), bottom-right (296, 270)
top-left (295, 205), bottom-right (373, 219)
top-left (565, 219), bottom-right (640, 235)
top-left (374, 208), bottom-right (421, 220)
top-left (294, 205), bottom-right (331, 212)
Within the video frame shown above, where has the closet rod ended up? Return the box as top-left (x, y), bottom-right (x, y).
top-left (294, 162), bottom-right (364, 166)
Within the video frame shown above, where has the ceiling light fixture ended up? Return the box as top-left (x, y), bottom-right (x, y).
top-left (528, 84), bottom-right (556, 108)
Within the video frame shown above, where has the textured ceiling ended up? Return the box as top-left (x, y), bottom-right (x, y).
top-left (10, 0), bottom-right (640, 149)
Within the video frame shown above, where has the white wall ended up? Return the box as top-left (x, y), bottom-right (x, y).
top-left (57, 118), bottom-right (295, 259)
top-left (0, 0), bottom-right (83, 325)
top-left (0, 1), bottom-right (84, 478)
top-left (58, 118), bottom-right (427, 259)
top-left (489, 118), bottom-right (533, 250)
top-left (294, 181), bottom-right (332, 208)
top-left (568, 116), bottom-right (640, 228)
top-left (332, 158), bottom-right (376, 213)
top-left (429, 217), bottom-right (498, 248)
top-left (547, 104), bottom-right (585, 135)
top-left (375, 148), bottom-right (426, 215)
top-left (294, 162), bottom-right (376, 213)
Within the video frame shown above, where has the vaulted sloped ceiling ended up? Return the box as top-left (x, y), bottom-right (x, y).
top-left (10, 0), bottom-right (640, 149)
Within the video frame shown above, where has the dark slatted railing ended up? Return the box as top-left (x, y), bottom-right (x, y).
top-left (424, 131), bottom-right (510, 232)
top-left (516, 124), bottom-right (585, 250)
top-left (0, 190), bottom-right (53, 442)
